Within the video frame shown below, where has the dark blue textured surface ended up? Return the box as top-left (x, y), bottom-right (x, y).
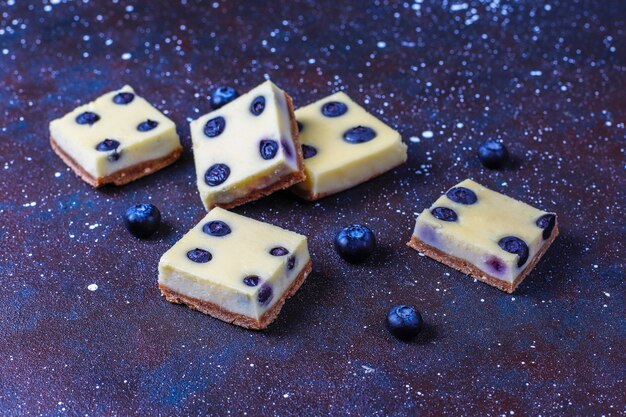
top-left (0, 0), bottom-right (624, 415)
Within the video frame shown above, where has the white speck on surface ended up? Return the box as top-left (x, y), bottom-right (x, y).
top-left (362, 365), bottom-right (375, 374)
top-left (422, 130), bottom-right (434, 139)
top-left (121, 52), bottom-right (132, 60)
top-left (450, 3), bottom-right (468, 12)
top-left (409, 136), bottom-right (420, 143)
top-left (377, 41), bottom-right (387, 49)
top-left (530, 70), bottom-right (543, 76)
top-left (87, 284), bottom-right (98, 292)
top-left (54, 172), bottom-right (61, 178)
top-left (89, 223), bottom-right (99, 230)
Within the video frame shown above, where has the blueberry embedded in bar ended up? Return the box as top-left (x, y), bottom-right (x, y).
top-left (407, 179), bottom-right (558, 293)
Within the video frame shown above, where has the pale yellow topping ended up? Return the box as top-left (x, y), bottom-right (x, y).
top-left (293, 91), bottom-right (407, 197)
top-left (49, 85), bottom-right (180, 178)
top-left (159, 208), bottom-right (309, 295)
top-left (190, 80), bottom-right (299, 209)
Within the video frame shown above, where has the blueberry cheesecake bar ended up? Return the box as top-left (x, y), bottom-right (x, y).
top-left (158, 207), bottom-right (312, 329)
top-left (291, 92), bottom-right (407, 200)
top-left (408, 179), bottom-right (558, 293)
top-left (49, 85), bottom-right (182, 187)
top-left (189, 80), bottom-right (305, 210)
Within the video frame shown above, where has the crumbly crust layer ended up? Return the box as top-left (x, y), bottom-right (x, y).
top-left (291, 158), bottom-right (406, 201)
top-left (159, 260), bottom-right (313, 330)
top-left (50, 136), bottom-right (182, 188)
top-left (211, 92), bottom-right (305, 210)
top-left (407, 226), bottom-right (559, 293)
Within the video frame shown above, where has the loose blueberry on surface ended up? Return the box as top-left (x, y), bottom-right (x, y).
top-left (446, 187), bottom-right (477, 205)
top-left (202, 220), bottom-right (231, 237)
top-left (250, 96), bottom-right (265, 115)
top-left (287, 256), bottom-right (296, 270)
top-left (257, 284), bottom-right (273, 305)
top-left (498, 236), bottom-right (529, 267)
top-left (430, 207), bottom-right (458, 222)
top-left (204, 163), bottom-right (230, 186)
top-left (123, 203), bottom-right (161, 238)
top-left (137, 119), bottom-right (158, 132)
top-left (95, 139), bottom-right (120, 151)
top-left (478, 140), bottom-right (509, 169)
top-left (334, 224), bottom-right (376, 264)
top-left (302, 144), bottom-right (318, 159)
top-left (386, 305), bottom-right (423, 341)
top-left (186, 248), bottom-right (212, 263)
top-left (270, 246), bottom-right (289, 256)
top-left (210, 86), bottom-right (239, 110)
top-left (259, 139), bottom-right (279, 160)
top-left (321, 101), bottom-right (348, 117)
top-left (296, 121), bottom-right (304, 132)
top-left (343, 126), bottom-right (377, 144)
top-left (113, 92), bottom-right (135, 105)
top-left (76, 111), bottom-right (100, 125)
top-left (243, 275), bottom-right (260, 287)
top-left (204, 116), bottom-right (226, 138)
top-left (536, 213), bottom-right (556, 240)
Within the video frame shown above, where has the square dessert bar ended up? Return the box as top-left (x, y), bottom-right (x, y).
top-left (49, 85), bottom-right (182, 187)
top-left (291, 91), bottom-right (407, 200)
top-left (408, 179), bottom-right (558, 293)
top-left (158, 207), bottom-right (312, 329)
top-left (189, 80), bottom-right (305, 210)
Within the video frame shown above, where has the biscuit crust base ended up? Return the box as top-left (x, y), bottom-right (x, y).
top-left (50, 137), bottom-right (183, 188)
top-left (407, 226), bottom-right (559, 293)
top-left (159, 260), bottom-right (313, 330)
top-left (210, 92), bottom-right (306, 210)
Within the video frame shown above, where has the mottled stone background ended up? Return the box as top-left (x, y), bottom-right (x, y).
top-left (0, 0), bottom-right (624, 416)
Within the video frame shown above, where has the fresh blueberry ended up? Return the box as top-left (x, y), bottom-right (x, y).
top-left (243, 275), bottom-right (260, 287)
top-left (386, 305), bottom-right (423, 341)
top-left (446, 187), bottom-right (477, 205)
top-left (334, 224), bottom-right (376, 263)
top-left (210, 86), bottom-right (239, 110)
top-left (302, 144), bottom-right (317, 159)
top-left (137, 119), bottom-right (158, 132)
top-left (287, 256), bottom-right (296, 270)
top-left (123, 203), bottom-right (161, 238)
top-left (343, 126), bottom-right (376, 144)
top-left (536, 213), bottom-right (556, 240)
top-left (95, 139), bottom-right (120, 151)
top-left (498, 236), bottom-right (529, 267)
top-left (478, 140), bottom-right (509, 169)
top-left (204, 163), bottom-right (230, 186)
top-left (259, 139), bottom-right (279, 160)
top-left (257, 284), bottom-right (273, 305)
top-left (270, 246), bottom-right (289, 256)
top-left (321, 101), bottom-right (348, 117)
top-left (75, 111), bottom-right (100, 125)
top-left (186, 248), bottom-right (212, 263)
top-left (430, 207), bottom-right (458, 222)
top-left (204, 116), bottom-right (226, 138)
top-left (113, 92), bottom-right (135, 105)
top-left (202, 220), bottom-right (231, 237)
top-left (296, 121), bottom-right (304, 132)
top-left (250, 96), bottom-right (265, 115)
